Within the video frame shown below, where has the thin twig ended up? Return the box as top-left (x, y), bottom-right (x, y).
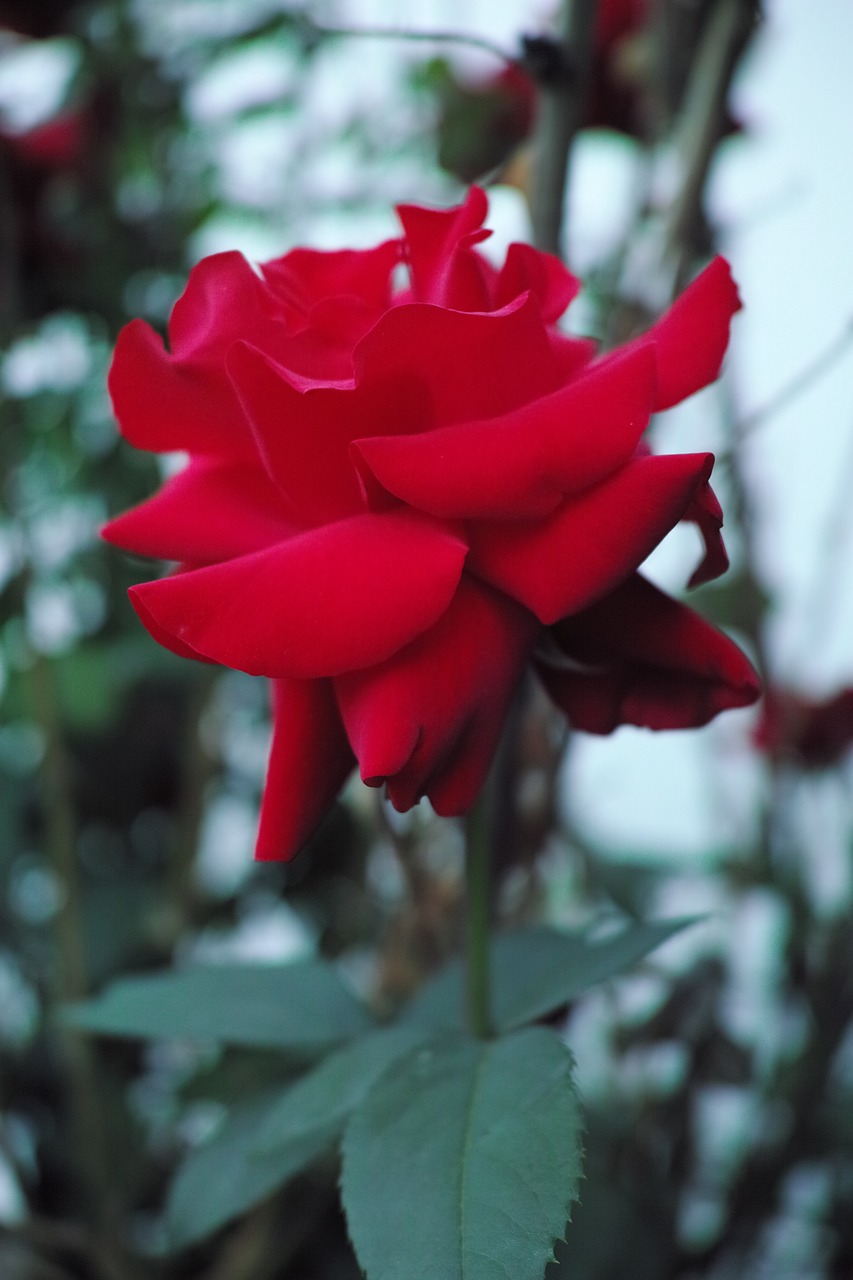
top-left (662, 0), bottom-right (758, 293)
top-left (299, 18), bottom-right (515, 67)
top-left (735, 316), bottom-right (853, 439)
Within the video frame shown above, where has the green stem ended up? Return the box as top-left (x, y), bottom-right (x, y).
top-left (299, 18), bottom-right (515, 67)
top-left (529, 0), bottom-right (599, 256)
top-left (464, 794), bottom-right (492, 1039)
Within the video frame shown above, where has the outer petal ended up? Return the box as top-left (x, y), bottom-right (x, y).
top-left (102, 459), bottom-right (296, 565)
top-left (352, 343), bottom-right (656, 521)
top-left (255, 678), bottom-right (355, 861)
top-left (168, 250), bottom-right (286, 359)
top-left (335, 578), bottom-right (538, 814)
top-left (537, 572), bottom-right (760, 732)
top-left (109, 252), bottom-right (301, 457)
top-left (646, 256), bottom-right (742, 411)
top-left (468, 452), bottom-right (717, 624)
top-left (227, 343), bottom-right (432, 524)
top-left (128, 511), bottom-right (468, 679)
top-left (354, 292), bottom-right (561, 425)
top-left (397, 187), bottom-right (493, 310)
top-left (108, 319), bottom-right (250, 457)
top-left (684, 477), bottom-right (729, 586)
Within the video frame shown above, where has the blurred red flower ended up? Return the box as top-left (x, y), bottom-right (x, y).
top-left (755, 688), bottom-right (853, 769)
top-left (104, 188), bottom-right (759, 860)
top-left (436, 0), bottom-right (650, 183)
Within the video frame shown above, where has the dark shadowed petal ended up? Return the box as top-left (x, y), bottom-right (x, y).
top-left (255, 678), bottom-right (355, 861)
top-left (468, 453), bottom-right (717, 624)
top-left (128, 511), bottom-right (468, 680)
top-left (645, 256), bottom-right (741, 411)
top-left (397, 187), bottom-right (494, 310)
top-left (102, 460), bottom-right (296, 565)
top-left (684, 478), bottom-right (729, 586)
top-left (335, 578), bottom-right (538, 814)
top-left (354, 292), bottom-right (560, 425)
top-left (227, 343), bottom-right (432, 524)
top-left (537, 572), bottom-right (760, 732)
top-left (352, 343), bottom-right (656, 521)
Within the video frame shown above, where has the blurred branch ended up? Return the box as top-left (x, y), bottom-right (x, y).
top-left (528, 0), bottom-right (599, 256)
top-left (28, 653), bottom-right (88, 1003)
top-left (7, 1216), bottom-right (128, 1280)
top-left (298, 18), bottom-right (515, 66)
top-left (26, 650), bottom-right (136, 1278)
top-left (161, 668), bottom-right (219, 948)
top-left (662, 0), bottom-right (759, 291)
top-left (736, 315), bottom-right (853, 438)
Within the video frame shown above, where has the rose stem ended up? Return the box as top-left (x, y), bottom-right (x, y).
top-left (464, 792), bottom-right (493, 1039)
top-left (529, 0), bottom-right (598, 258)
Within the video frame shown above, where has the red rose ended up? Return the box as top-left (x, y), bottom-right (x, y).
top-left (104, 187), bottom-right (759, 860)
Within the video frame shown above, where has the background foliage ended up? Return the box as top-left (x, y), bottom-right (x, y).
top-left (1, 1), bottom-right (853, 1277)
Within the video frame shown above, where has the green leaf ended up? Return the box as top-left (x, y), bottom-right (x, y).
top-left (167, 1087), bottom-right (329, 1248)
top-left (63, 958), bottom-right (373, 1050)
top-left (168, 1026), bottom-right (431, 1248)
top-left (342, 1028), bottom-right (582, 1280)
top-left (404, 918), bottom-right (699, 1032)
top-left (254, 1024), bottom-right (430, 1155)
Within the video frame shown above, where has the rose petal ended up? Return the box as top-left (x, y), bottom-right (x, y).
top-left (537, 572), bottom-right (760, 732)
top-left (353, 342), bottom-right (656, 520)
top-left (129, 511), bottom-right (468, 679)
top-left (493, 240), bottom-right (579, 323)
top-left (227, 343), bottom-right (432, 524)
top-left (354, 291), bottom-right (561, 425)
top-left (120, 570), bottom-right (216, 664)
top-left (108, 319), bottom-right (249, 457)
top-left (168, 250), bottom-right (287, 359)
top-left (468, 452), bottom-right (718, 624)
top-left (263, 239), bottom-right (401, 316)
top-left (102, 459), bottom-right (296, 565)
top-left (684, 476), bottom-right (729, 586)
top-left (255, 678), bottom-right (355, 861)
top-left (645, 256), bottom-right (742, 411)
top-left (109, 253), bottom-right (305, 456)
top-left (397, 186), bottom-right (494, 310)
top-left (335, 578), bottom-right (538, 814)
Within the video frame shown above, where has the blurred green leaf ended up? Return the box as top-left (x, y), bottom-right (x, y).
top-left (168, 1026), bottom-right (429, 1248)
top-left (341, 1028), bottom-right (582, 1280)
top-left (63, 958), bottom-right (373, 1049)
top-left (255, 1024), bottom-right (429, 1155)
top-left (168, 1086), bottom-right (328, 1249)
top-left (403, 918), bottom-right (700, 1032)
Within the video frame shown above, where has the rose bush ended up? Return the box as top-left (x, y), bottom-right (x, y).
top-left (104, 187), bottom-right (759, 861)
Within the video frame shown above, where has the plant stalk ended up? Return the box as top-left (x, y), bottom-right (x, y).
top-left (529, 0), bottom-right (599, 256)
top-left (464, 794), bottom-right (493, 1039)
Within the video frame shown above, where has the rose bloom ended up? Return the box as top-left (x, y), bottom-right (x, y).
top-left (104, 188), bottom-right (759, 860)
